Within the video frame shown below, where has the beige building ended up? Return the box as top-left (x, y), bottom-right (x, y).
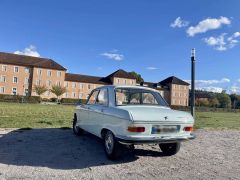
top-left (64, 69), bottom-right (137, 100)
top-left (140, 76), bottom-right (189, 106)
top-left (0, 52), bottom-right (66, 99)
top-left (0, 52), bottom-right (189, 106)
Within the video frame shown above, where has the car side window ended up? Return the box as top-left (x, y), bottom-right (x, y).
top-left (87, 90), bottom-right (99, 105)
top-left (96, 88), bottom-right (108, 106)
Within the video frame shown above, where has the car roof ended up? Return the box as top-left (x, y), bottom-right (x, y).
top-left (96, 85), bottom-right (160, 92)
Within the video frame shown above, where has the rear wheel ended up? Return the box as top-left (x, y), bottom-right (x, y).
top-left (159, 142), bottom-right (181, 156)
top-left (73, 115), bottom-right (84, 136)
top-left (104, 131), bottom-right (123, 160)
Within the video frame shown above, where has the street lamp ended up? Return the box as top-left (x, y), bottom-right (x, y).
top-left (191, 48), bottom-right (196, 118)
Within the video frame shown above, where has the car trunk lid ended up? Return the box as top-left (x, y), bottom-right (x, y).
top-left (117, 105), bottom-right (193, 123)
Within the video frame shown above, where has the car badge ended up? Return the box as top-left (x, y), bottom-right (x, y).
top-left (164, 116), bottom-right (168, 120)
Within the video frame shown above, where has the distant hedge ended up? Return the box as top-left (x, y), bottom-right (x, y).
top-left (60, 98), bottom-right (87, 104)
top-left (0, 94), bottom-right (40, 103)
top-left (171, 105), bottom-right (240, 112)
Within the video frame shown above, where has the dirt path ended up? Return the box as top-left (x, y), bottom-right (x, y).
top-left (0, 128), bottom-right (239, 180)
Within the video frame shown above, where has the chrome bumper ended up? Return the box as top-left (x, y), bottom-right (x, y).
top-left (116, 133), bottom-right (196, 145)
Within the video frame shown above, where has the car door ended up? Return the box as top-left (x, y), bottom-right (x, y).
top-left (88, 88), bottom-right (109, 137)
top-left (80, 89), bottom-right (99, 133)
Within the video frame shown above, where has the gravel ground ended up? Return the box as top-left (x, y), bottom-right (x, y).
top-left (0, 128), bottom-right (239, 180)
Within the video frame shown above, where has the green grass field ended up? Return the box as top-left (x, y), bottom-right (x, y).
top-left (0, 102), bottom-right (239, 129)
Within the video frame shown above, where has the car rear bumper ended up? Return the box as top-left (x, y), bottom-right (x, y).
top-left (116, 133), bottom-right (196, 145)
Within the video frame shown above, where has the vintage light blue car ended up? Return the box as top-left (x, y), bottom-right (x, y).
top-left (73, 85), bottom-right (195, 160)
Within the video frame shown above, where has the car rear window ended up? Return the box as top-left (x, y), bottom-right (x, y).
top-left (115, 88), bottom-right (168, 107)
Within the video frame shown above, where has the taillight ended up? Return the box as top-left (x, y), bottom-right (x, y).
top-left (183, 126), bottom-right (193, 132)
top-left (127, 126), bottom-right (145, 133)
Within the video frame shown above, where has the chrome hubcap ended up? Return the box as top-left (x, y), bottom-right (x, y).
top-left (105, 133), bottom-right (114, 154)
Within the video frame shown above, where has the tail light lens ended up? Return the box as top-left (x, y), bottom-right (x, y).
top-left (183, 126), bottom-right (193, 132)
top-left (128, 126), bottom-right (145, 133)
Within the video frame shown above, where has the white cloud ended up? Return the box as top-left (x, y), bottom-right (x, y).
top-left (186, 78), bottom-right (230, 93)
top-left (100, 52), bottom-right (124, 61)
top-left (170, 17), bottom-right (189, 28)
top-left (146, 67), bottom-right (159, 70)
top-left (233, 32), bottom-right (240, 38)
top-left (237, 79), bottom-right (240, 82)
top-left (192, 78), bottom-right (230, 86)
top-left (228, 86), bottom-right (240, 94)
top-left (198, 86), bottom-right (223, 93)
top-left (186, 16), bottom-right (231, 37)
top-left (204, 32), bottom-right (240, 51)
top-left (203, 33), bottom-right (227, 51)
top-left (14, 45), bottom-right (40, 57)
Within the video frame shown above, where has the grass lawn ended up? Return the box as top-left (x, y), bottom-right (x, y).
top-left (0, 102), bottom-right (74, 128)
top-left (0, 102), bottom-right (239, 129)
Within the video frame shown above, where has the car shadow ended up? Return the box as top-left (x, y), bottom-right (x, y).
top-left (0, 128), bottom-right (164, 170)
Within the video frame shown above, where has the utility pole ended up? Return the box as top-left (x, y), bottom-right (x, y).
top-left (191, 48), bottom-right (196, 119)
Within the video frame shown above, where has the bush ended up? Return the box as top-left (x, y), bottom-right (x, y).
top-left (0, 94), bottom-right (40, 103)
top-left (50, 98), bottom-right (57, 102)
top-left (60, 98), bottom-right (87, 104)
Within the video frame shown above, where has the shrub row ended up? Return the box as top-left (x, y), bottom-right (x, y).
top-left (0, 94), bottom-right (40, 103)
top-left (171, 105), bottom-right (240, 112)
top-left (60, 98), bottom-right (87, 104)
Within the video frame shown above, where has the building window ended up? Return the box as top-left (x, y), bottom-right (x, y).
top-left (12, 88), bottom-right (17, 95)
top-left (65, 92), bottom-right (68, 98)
top-left (132, 80), bottom-right (134, 85)
top-left (13, 77), bottom-right (18, 83)
top-left (14, 66), bottom-right (19, 73)
top-left (57, 71), bottom-right (61, 77)
top-left (80, 83), bottom-right (84, 89)
top-left (79, 93), bottom-right (83, 99)
top-left (24, 89), bottom-right (29, 96)
top-left (117, 79), bottom-right (120, 84)
top-left (72, 92), bottom-right (76, 98)
top-left (45, 90), bottom-right (50, 96)
top-left (0, 87), bottom-right (5, 93)
top-left (88, 84), bottom-right (91, 90)
top-left (47, 80), bottom-right (52, 87)
top-left (72, 82), bottom-right (76, 88)
top-left (36, 80), bottom-right (41, 85)
top-left (47, 70), bottom-right (52, 76)
top-left (56, 81), bottom-right (61, 86)
top-left (25, 67), bottom-right (30, 73)
top-left (1, 75), bottom-right (6, 83)
top-left (37, 69), bottom-right (42, 75)
top-left (124, 80), bottom-right (127, 84)
top-left (2, 65), bottom-right (7, 72)
top-left (25, 78), bottom-right (29, 84)
top-left (64, 82), bottom-right (68, 87)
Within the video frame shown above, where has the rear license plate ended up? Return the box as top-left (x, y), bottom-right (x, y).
top-left (151, 125), bottom-right (179, 134)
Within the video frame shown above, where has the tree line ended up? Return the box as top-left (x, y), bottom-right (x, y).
top-left (195, 90), bottom-right (240, 109)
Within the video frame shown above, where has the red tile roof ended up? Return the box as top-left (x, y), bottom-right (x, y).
top-left (0, 52), bottom-right (66, 71)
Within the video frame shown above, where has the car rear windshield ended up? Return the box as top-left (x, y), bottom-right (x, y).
top-left (115, 88), bottom-right (169, 107)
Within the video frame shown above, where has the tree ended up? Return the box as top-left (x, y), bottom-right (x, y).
top-left (196, 99), bottom-right (209, 107)
top-left (129, 71), bottom-right (144, 83)
top-left (230, 94), bottom-right (240, 109)
top-left (216, 93), bottom-right (231, 108)
top-left (51, 85), bottom-right (67, 102)
top-left (34, 85), bottom-right (47, 102)
top-left (209, 97), bottom-right (220, 108)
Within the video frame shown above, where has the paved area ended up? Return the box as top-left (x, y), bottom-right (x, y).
top-left (0, 128), bottom-right (239, 180)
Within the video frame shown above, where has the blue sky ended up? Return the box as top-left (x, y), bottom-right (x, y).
top-left (0, 0), bottom-right (240, 93)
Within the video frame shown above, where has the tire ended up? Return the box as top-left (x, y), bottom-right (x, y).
top-left (103, 131), bottom-right (123, 160)
top-left (159, 142), bottom-right (181, 156)
top-left (73, 116), bottom-right (84, 136)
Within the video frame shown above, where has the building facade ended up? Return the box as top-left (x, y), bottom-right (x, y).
top-left (0, 52), bottom-right (189, 106)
